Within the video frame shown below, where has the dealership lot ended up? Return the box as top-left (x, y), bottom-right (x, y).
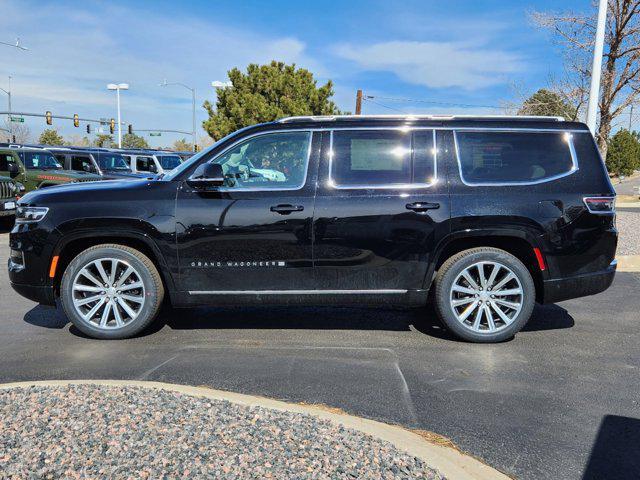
top-left (0, 224), bottom-right (638, 480)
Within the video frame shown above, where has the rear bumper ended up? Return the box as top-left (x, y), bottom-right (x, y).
top-left (542, 260), bottom-right (616, 304)
top-left (9, 281), bottom-right (56, 306)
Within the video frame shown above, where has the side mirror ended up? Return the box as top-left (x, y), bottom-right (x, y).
top-left (149, 163), bottom-right (158, 174)
top-left (187, 162), bottom-right (225, 189)
top-left (7, 163), bottom-right (19, 177)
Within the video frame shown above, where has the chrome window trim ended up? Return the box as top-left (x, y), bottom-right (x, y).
top-left (327, 129), bottom-right (438, 190)
top-left (188, 289), bottom-right (408, 295)
top-left (316, 126), bottom-right (587, 133)
top-left (193, 129), bottom-right (315, 193)
top-left (453, 130), bottom-right (581, 187)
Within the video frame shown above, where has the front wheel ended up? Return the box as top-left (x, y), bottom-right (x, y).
top-left (60, 244), bottom-right (164, 339)
top-left (434, 247), bottom-right (536, 343)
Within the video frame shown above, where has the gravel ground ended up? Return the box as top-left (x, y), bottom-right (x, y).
top-left (616, 210), bottom-right (640, 255)
top-left (0, 385), bottom-right (445, 480)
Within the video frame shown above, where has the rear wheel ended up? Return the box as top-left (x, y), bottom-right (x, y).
top-left (60, 244), bottom-right (164, 339)
top-left (434, 247), bottom-right (535, 343)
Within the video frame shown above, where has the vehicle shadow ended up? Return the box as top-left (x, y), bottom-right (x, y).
top-left (582, 415), bottom-right (640, 480)
top-left (24, 301), bottom-right (574, 340)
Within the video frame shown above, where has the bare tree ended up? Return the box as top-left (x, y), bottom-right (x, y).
top-left (532, 0), bottom-right (640, 158)
top-left (2, 120), bottom-right (31, 143)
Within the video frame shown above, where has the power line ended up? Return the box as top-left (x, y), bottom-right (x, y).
top-left (365, 95), bottom-right (504, 110)
top-left (361, 97), bottom-right (405, 113)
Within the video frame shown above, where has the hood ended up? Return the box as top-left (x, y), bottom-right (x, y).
top-left (19, 178), bottom-right (154, 205)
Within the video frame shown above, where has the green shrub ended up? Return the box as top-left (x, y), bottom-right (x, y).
top-left (606, 129), bottom-right (640, 177)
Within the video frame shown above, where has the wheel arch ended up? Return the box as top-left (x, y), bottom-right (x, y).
top-left (51, 231), bottom-right (175, 302)
top-left (427, 229), bottom-right (546, 303)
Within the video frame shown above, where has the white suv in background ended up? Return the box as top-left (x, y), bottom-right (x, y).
top-left (117, 150), bottom-right (183, 175)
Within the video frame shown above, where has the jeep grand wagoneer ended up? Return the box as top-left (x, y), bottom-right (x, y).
top-left (8, 115), bottom-right (617, 342)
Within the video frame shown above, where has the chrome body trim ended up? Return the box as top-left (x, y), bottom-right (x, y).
top-left (188, 289), bottom-right (408, 295)
top-left (453, 130), bottom-right (580, 187)
top-left (277, 114), bottom-right (565, 123)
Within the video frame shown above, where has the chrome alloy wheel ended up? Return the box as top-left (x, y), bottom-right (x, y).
top-left (71, 258), bottom-right (146, 330)
top-left (449, 261), bottom-right (524, 334)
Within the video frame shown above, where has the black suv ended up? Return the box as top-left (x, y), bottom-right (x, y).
top-left (8, 115), bottom-right (617, 342)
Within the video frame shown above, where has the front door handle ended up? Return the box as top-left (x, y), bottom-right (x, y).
top-left (270, 204), bottom-right (304, 215)
top-left (406, 202), bottom-right (440, 212)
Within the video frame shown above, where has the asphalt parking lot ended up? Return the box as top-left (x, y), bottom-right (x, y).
top-left (1, 223), bottom-right (639, 480)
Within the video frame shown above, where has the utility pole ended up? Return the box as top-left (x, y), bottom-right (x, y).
top-left (629, 104), bottom-right (634, 131)
top-left (355, 90), bottom-right (363, 115)
top-left (586, 0), bottom-right (608, 136)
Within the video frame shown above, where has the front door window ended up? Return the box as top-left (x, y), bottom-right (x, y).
top-left (212, 131), bottom-right (311, 189)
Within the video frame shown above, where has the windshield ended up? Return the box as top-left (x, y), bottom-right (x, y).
top-left (157, 155), bottom-right (182, 170)
top-left (23, 152), bottom-right (62, 170)
top-left (98, 153), bottom-right (131, 171)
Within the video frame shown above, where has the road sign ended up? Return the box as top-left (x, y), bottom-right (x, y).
top-left (149, 132), bottom-right (161, 137)
top-left (10, 116), bottom-right (24, 123)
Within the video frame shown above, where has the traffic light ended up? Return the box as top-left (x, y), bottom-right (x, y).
top-left (128, 124), bottom-right (133, 135)
top-left (194, 144), bottom-right (199, 152)
top-left (73, 114), bottom-right (79, 128)
top-left (86, 124), bottom-right (91, 134)
top-left (109, 118), bottom-right (115, 134)
top-left (45, 111), bottom-right (52, 125)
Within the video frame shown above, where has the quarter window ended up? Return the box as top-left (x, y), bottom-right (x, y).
top-left (330, 130), bottom-right (436, 187)
top-left (455, 131), bottom-right (576, 184)
top-left (212, 131), bottom-right (311, 189)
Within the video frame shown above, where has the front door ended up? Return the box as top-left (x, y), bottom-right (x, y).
top-left (175, 130), bottom-right (319, 294)
top-left (313, 128), bottom-right (450, 292)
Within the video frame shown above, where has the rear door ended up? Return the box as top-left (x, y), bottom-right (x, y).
top-left (313, 128), bottom-right (450, 292)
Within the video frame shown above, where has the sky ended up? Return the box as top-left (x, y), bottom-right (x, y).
top-left (0, 0), bottom-right (594, 147)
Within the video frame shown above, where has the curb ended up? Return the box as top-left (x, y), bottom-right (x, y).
top-left (617, 255), bottom-right (640, 272)
top-left (0, 379), bottom-right (509, 480)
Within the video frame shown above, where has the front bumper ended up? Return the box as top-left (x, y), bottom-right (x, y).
top-left (9, 281), bottom-right (56, 306)
top-left (542, 260), bottom-right (617, 304)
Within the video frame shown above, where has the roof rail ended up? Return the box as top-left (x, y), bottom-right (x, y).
top-left (276, 114), bottom-right (565, 123)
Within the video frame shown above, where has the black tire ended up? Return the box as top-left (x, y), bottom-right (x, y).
top-left (434, 247), bottom-right (535, 343)
top-left (60, 244), bottom-right (164, 339)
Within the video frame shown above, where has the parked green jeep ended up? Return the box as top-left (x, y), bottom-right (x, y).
top-left (0, 147), bottom-right (102, 193)
top-left (0, 175), bottom-right (18, 218)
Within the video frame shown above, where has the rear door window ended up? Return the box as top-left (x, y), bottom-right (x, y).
top-left (455, 131), bottom-right (576, 184)
top-left (330, 130), bottom-right (436, 187)
top-left (71, 156), bottom-right (94, 172)
top-left (136, 156), bottom-right (154, 172)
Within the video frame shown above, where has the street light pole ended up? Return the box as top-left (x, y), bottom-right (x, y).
top-left (160, 79), bottom-right (197, 152)
top-left (0, 76), bottom-right (11, 140)
top-left (107, 83), bottom-right (129, 148)
top-left (586, 0), bottom-right (608, 136)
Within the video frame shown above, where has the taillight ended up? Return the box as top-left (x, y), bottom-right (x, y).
top-left (583, 196), bottom-right (615, 214)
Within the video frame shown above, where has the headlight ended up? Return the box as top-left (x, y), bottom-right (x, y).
top-left (15, 182), bottom-right (26, 193)
top-left (15, 206), bottom-right (49, 224)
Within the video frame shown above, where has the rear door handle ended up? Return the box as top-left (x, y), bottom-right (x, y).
top-left (406, 202), bottom-right (440, 212)
top-left (270, 204), bottom-right (304, 215)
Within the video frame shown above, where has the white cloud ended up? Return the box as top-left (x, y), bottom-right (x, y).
top-left (0, 0), bottom-right (325, 144)
top-left (334, 40), bottom-right (524, 90)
